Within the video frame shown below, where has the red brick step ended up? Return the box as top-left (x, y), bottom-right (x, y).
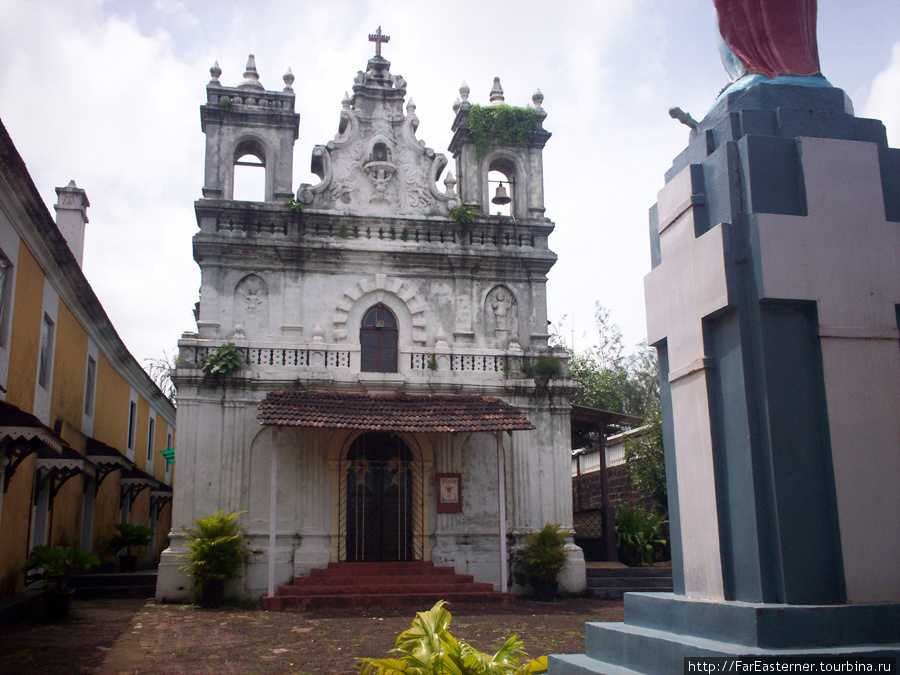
top-left (261, 561), bottom-right (512, 611)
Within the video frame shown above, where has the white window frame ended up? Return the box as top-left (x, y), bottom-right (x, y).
top-left (126, 397), bottom-right (137, 461)
top-left (81, 340), bottom-right (100, 436)
top-left (32, 279), bottom-right (59, 425)
top-left (146, 412), bottom-right (156, 471)
top-left (84, 355), bottom-right (97, 417)
top-left (0, 257), bottom-right (10, 348)
top-left (0, 230), bottom-right (20, 399)
top-left (37, 312), bottom-right (54, 389)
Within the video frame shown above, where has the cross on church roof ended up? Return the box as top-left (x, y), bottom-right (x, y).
top-left (368, 25), bottom-right (390, 57)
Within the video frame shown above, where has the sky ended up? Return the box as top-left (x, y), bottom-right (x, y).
top-left (0, 0), bottom-right (898, 366)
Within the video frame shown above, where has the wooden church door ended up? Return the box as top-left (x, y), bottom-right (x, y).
top-left (344, 432), bottom-right (414, 562)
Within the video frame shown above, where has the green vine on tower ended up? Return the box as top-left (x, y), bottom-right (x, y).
top-left (467, 104), bottom-right (538, 159)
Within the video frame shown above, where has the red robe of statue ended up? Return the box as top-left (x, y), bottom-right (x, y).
top-left (714, 0), bottom-right (821, 79)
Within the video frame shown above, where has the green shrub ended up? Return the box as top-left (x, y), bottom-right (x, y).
top-left (521, 523), bottom-right (568, 584)
top-left (521, 357), bottom-right (561, 381)
top-left (107, 523), bottom-right (154, 556)
top-left (359, 600), bottom-right (547, 674)
top-left (623, 408), bottom-right (667, 514)
top-left (23, 546), bottom-right (99, 592)
top-left (179, 510), bottom-right (250, 585)
top-left (450, 204), bottom-right (477, 225)
top-left (533, 357), bottom-right (561, 380)
top-left (283, 197), bottom-right (303, 213)
top-left (615, 505), bottom-right (667, 567)
top-left (467, 104), bottom-right (539, 159)
top-left (201, 343), bottom-right (246, 379)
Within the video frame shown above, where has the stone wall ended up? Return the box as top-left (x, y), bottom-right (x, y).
top-left (572, 464), bottom-right (651, 560)
top-left (572, 464), bottom-right (645, 515)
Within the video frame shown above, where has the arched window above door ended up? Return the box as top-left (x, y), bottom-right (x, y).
top-left (360, 304), bottom-right (398, 373)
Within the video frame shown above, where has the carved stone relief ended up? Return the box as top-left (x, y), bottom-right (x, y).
top-left (296, 61), bottom-right (460, 216)
top-left (234, 274), bottom-right (269, 338)
top-left (485, 285), bottom-right (519, 348)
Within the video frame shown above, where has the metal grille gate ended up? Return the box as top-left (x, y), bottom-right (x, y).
top-left (338, 432), bottom-right (425, 562)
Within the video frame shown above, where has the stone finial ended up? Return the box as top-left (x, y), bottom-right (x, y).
top-left (407, 98), bottom-right (416, 114)
top-left (532, 88), bottom-right (544, 111)
top-left (459, 81), bottom-right (470, 103)
top-left (238, 54), bottom-right (265, 91)
top-left (341, 91), bottom-right (352, 110)
top-left (283, 67), bottom-right (294, 92)
top-left (452, 98), bottom-right (460, 113)
top-left (312, 322), bottom-right (325, 343)
top-left (443, 171), bottom-right (457, 195)
top-left (210, 61), bottom-right (222, 83)
top-left (435, 326), bottom-right (449, 348)
top-left (490, 77), bottom-right (504, 104)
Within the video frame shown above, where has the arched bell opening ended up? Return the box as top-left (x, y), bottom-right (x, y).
top-left (487, 156), bottom-right (517, 217)
top-left (232, 139), bottom-right (267, 202)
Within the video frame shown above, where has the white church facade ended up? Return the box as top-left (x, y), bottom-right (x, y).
top-left (156, 37), bottom-right (585, 602)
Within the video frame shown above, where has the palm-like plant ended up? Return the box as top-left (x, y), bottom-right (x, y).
top-left (615, 504), bottom-right (668, 566)
top-left (521, 523), bottom-right (568, 584)
top-left (23, 545), bottom-right (99, 592)
top-left (179, 511), bottom-right (250, 585)
top-left (359, 600), bottom-right (547, 674)
top-left (108, 522), bottom-right (154, 557)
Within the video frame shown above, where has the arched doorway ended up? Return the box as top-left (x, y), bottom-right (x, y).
top-left (340, 432), bottom-right (423, 562)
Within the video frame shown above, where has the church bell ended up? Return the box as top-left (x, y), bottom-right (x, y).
top-left (492, 183), bottom-right (512, 205)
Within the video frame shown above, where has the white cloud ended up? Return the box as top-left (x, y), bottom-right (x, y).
top-left (1, 0), bottom-right (896, 366)
top-left (861, 41), bottom-right (900, 145)
top-left (0, 1), bottom-right (202, 361)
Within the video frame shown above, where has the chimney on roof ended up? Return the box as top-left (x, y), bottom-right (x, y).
top-left (54, 180), bottom-right (89, 267)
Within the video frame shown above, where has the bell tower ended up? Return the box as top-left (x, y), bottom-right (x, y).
top-left (199, 55), bottom-right (300, 202)
top-left (448, 78), bottom-right (550, 220)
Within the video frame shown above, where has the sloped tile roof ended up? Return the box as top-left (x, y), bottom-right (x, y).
top-left (257, 391), bottom-right (534, 433)
top-left (0, 399), bottom-right (66, 453)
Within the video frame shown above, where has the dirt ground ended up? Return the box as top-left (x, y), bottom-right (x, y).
top-left (0, 597), bottom-right (624, 674)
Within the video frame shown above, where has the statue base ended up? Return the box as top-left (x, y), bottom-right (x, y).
top-left (549, 593), bottom-right (900, 674)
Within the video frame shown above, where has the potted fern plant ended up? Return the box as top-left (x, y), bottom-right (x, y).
top-left (179, 510), bottom-right (250, 608)
top-left (22, 545), bottom-right (100, 621)
top-left (521, 523), bottom-right (569, 602)
top-left (107, 522), bottom-right (154, 572)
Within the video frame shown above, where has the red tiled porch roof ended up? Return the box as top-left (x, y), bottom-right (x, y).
top-left (257, 391), bottom-right (534, 433)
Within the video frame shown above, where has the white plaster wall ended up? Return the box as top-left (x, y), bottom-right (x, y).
top-left (32, 277), bottom-right (60, 426)
top-left (0, 212), bottom-right (20, 399)
top-left (200, 259), bottom-right (539, 352)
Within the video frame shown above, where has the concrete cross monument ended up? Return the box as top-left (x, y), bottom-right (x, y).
top-left (752, 137), bottom-right (900, 603)
top-left (642, 167), bottom-right (730, 602)
top-left (368, 25), bottom-right (390, 57)
top-left (551, 2), bottom-right (900, 672)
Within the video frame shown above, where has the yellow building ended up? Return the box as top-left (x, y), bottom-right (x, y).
top-left (0, 119), bottom-right (176, 599)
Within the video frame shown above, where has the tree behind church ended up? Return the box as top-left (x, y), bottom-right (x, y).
top-left (561, 304), bottom-right (666, 513)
